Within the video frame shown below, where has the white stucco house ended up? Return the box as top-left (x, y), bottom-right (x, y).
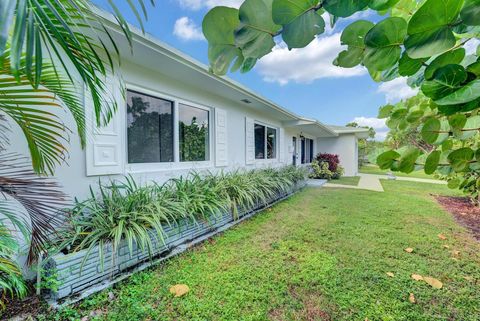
top-left (8, 16), bottom-right (369, 201)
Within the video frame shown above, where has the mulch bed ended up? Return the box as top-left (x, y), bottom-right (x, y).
top-left (436, 196), bottom-right (480, 241)
top-left (1, 284), bottom-right (50, 320)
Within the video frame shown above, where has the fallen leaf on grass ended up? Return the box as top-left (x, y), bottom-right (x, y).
top-left (443, 245), bottom-right (450, 249)
top-left (411, 274), bottom-right (423, 281)
top-left (438, 234), bottom-right (447, 240)
top-left (404, 248), bottom-right (414, 253)
top-left (464, 276), bottom-right (473, 281)
top-left (423, 277), bottom-right (443, 289)
top-left (386, 272), bottom-right (395, 278)
top-left (170, 284), bottom-right (190, 297)
top-left (452, 250), bottom-right (460, 256)
top-left (409, 293), bottom-right (416, 304)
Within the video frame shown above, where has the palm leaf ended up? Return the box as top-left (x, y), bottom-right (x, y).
top-left (0, 152), bottom-right (67, 263)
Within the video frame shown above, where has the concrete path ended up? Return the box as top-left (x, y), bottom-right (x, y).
top-left (323, 173), bottom-right (446, 192)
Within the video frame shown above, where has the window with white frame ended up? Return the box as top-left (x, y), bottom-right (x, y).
top-left (179, 103), bottom-right (210, 162)
top-left (126, 89), bottom-right (211, 164)
top-left (255, 123), bottom-right (277, 160)
top-left (127, 90), bottom-right (174, 163)
top-left (301, 137), bottom-right (314, 164)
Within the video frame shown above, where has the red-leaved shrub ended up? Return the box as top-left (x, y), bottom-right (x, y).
top-left (315, 153), bottom-right (340, 172)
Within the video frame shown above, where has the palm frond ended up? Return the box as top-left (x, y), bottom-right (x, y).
top-left (0, 152), bottom-right (67, 263)
top-left (0, 222), bottom-right (27, 309)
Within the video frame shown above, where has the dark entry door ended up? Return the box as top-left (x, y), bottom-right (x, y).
top-left (292, 137), bottom-right (297, 166)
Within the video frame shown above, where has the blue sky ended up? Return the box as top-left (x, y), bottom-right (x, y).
top-left (93, 0), bottom-right (419, 139)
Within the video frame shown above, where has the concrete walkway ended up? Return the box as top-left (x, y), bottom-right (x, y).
top-left (323, 173), bottom-right (446, 192)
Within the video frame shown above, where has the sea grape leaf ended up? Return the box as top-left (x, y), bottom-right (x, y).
top-left (398, 52), bottom-right (426, 76)
top-left (203, 7), bottom-right (242, 75)
top-left (363, 17), bottom-right (408, 71)
top-left (405, 0), bottom-right (464, 58)
top-left (272, 0), bottom-right (325, 49)
top-left (448, 147), bottom-right (474, 172)
top-left (377, 150), bottom-right (401, 169)
top-left (424, 48), bottom-right (466, 80)
top-left (425, 150), bottom-right (441, 174)
top-left (334, 20), bottom-right (374, 68)
top-left (235, 0), bottom-right (281, 59)
top-left (369, 0), bottom-right (401, 11)
top-left (460, 0), bottom-right (480, 26)
top-left (398, 147), bottom-right (421, 173)
top-left (421, 118), bottom-right (441, 144)
top-left (323, 0), bottom-right (371, 18)
top-left (378, 104), bottom-right (394, 118)
top-left (421, 64), bottom-right (468, 100)
top-left (435, 80), bottom-right (480, 105)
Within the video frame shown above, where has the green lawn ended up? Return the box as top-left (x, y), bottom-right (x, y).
top-left (330, 176), bottom-right (360, 186)
top-left (44, 181), bottom-right (480, 321)
top-left (360, 164), bottom-right (436, 180)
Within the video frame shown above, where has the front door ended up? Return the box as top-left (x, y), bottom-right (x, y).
top-left (292, 137), bottom-right (297, 166)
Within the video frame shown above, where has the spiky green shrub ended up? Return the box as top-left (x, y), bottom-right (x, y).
top-left (56, 167), bottom-right (307, 268)
top-left (0, 223), bottom-right (27, 310)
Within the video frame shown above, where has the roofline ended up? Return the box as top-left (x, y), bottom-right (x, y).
top-left (94, 8), bottom-right (351, 137)
top-left (96, 9), bottom-right (303, 122)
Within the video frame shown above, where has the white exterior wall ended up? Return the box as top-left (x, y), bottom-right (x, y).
top-left (316, 134), bottom-right (359, 176)
top-left (6, 61), bottom-right (294, 201)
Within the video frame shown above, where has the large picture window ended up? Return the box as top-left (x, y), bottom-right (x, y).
top-left (255, 123), bottom-right (277, 160)
top-left (127, 90), bottom-right (174, 163)
top-left (179, 104), bottom-right (210, 162)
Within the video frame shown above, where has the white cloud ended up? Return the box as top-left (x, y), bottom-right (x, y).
top-left (256, 33), bottom-right (367, 85)
top-left (176, 0), bottom-right (243, 10)
top-left (351, 116), bottom-right (388, 141)
top-left (173, 17), bottom-right (205, 41)
top-left (465, 38), bottom-right (480, 55)
top-left (377, 77), bottom-right (418, 103)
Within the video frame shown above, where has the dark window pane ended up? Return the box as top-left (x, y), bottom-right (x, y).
top-left (255, 124), bottom-right (265, 159)
top-left (267, 127), bottom-right (276, 159)
top-left (127, 90), bottom-right (173, 163)
top-left (179, 104), bottom-right (210, 162)
top-left (301, 137), bottom-right (306, 164)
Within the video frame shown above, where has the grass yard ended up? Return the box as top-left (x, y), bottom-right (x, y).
top-left (360, 164), bottom-right (436, 180)
top-left (44, 181), bottom-right (480, 321)
top-left (330, 176), bottom-right (360, 186)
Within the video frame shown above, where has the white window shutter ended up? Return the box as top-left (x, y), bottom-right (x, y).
top-left (85, 77), bottom-right (125, 176)
top-left (279, 128), bottom-right (285, 164)
top-left (215, 108), bottom-right (228, 167)
top-left (245, 117), bottom-right (255, 165)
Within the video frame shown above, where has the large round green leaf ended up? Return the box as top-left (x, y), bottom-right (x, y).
top-left (421, 64), bottom-right (468, 100)
top-left (448, 177), bottom-right (461, 189)
top-left (203, 7), bottom-right (242, 75)
top-left (235, 0), bottom-right (281, 59)
top-left (398, 147), bottom-right (421, 173)
top-left (335, 20), bottom-right (374, 68)
top-left (456, 115), bottom-right (480, 140)
top-left (323, 0), bottom-right (371, 17)
top-left (424, 150), bottom-right (441, 174)
top-left (448, 147), bottom-right (474, 172)
top-left (334, 47), bottom-right (364, 68)
top-left (272, 0), bottom-right (325, 49)
top-left (407, 0), bottom-right (463, 35)
top-left (369, 0), bottom-right (401, 10)
top-left (405, 26), bottom-right (457, 59)
top-left (421, 118), bottom-right (441, 144)
top-left (424, 48), bottom-right (466, 80)
top-left (377, 150), bottom-right (401, 169)
top-left (282, 10), bottom-right (325, 49)
top-left (398, 52), bottom-right (426, 76)
top-left (378, 104), bottom-right (394, 118)
top-left (363, 17), bottom-right (408, 71)
top-left (435, 79), bottom-right (480, 105)
top-left (405, 0), bottom-right (463, 58)
top-left (460, 0), bottom-right (480, 25)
